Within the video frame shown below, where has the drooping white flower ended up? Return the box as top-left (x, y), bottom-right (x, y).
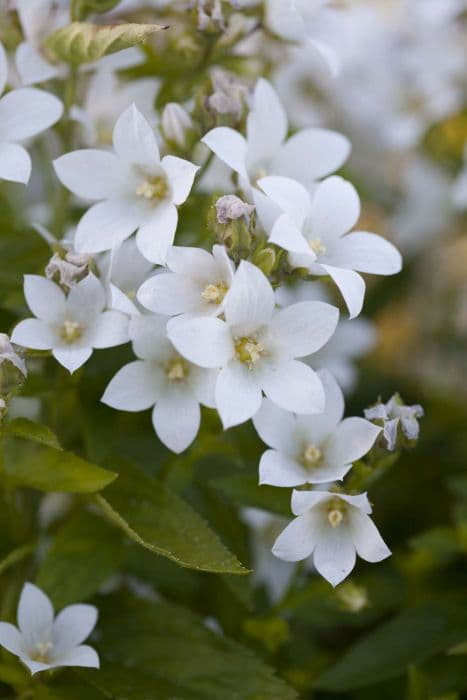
top-left (53, 104), bottom-right (199, 264)
top-left (167, 260), bottom-right (339, 428)
top-left (259, 175), bottom-right (402, 317)
top-left (0, 41), bottom-right (63, 184)
top-left (272, 490), bottom-right (391, 586)
top-left (137, 245), bottom-right (234, 320)
top-left (202, 79), bottom-right (349, 195)
top-left (253, 370), bottom-right (381, 487)
top-left (102, 314), bottom-right (217, 453)
top-left (365, 394), bottom-right (424, 451)
top-left (0, 582), bottom-right (99, 675)
top-left (11, 274), bottom-right (129, 374)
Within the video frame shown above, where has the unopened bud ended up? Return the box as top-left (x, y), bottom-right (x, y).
top-left (206, 68), bottom-right (248, 122)
top-left (216, 195), bottom-right (254, 224)
top-left (251, 247), bottom-right (277, 276)
top-left (197, 0), bottom-right (225, 31)
top-left (162, 103), bottom-right (193, 149)
top-left (46, 251), bottom-right (90, 289)
top-left (335, 582), bottom-right (369, 613)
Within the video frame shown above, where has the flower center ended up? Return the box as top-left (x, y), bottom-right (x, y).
top-left (309, 238), bottom-right (327, 256)
top-left (166, 357), bottom-right (189, 382)
top-left (326, 497), bottom-right (347, 528)
top-left (135, 175), bottom-right (168, 202)
top-left (302, 443), bottom-right (322, 468)
top-left (31, 640), bottom-right (53, 663)
top-left (201, 281), bottom-right (228, 305)
top-left (235, 336), bottom-right (265, 368)
top-left (60, 319), bottom-right (82, 344)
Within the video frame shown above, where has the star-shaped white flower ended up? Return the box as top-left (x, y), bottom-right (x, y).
top-left (137, 245), bottom-right (235, 320)
top-left (202, 78), bottom-right (349, 197)
top-left (273, 490), bottom-right (391, 586)
top-left (259, 174), bottom-right (402, 317)
top-left (53, 104), bottom-right (199, 264)
top-left (0, 582), bottom-right (99, 675)
top-left (102, 313), bottom-right (217, 453)
top-left (167, 260), bottom-right (339, 428)
top-left (0, 41), bottom-right (63, 184)
top-left (253, 370), bottom-right (381, 487)
top-left (11, 274), bottom-right (129, 374)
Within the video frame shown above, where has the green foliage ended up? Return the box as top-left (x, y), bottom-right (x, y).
top-left (71, 0), bottom-right (122, 21)
top-left (46, 22), bottom-right (167, 65)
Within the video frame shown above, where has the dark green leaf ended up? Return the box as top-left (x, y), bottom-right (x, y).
top-left (4, 418), bottom-right (60, 449)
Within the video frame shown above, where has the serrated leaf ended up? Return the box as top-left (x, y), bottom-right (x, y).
top-left (2, 436), bottom-right (117, 494)
top-left (36, 512), bottom-right (125, 608)
top-left (95, 461), bottom-right (248, 575)
top-left (80, 594), bottom-right (298, 700)
top-left (46, 22), bottom-right (167, 65)
top-left (4, 418), bottom-right (60, 449)
top-left (314, 596), bottom-right (467, 692)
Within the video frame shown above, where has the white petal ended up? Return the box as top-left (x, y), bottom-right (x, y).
top-left (152, 392), bottom-right (200, 453)
top-left (291, 489), bottom-right (331, 516)
top-left (113, 103), bottom-right (160, 168)
top-left (252, 187), bottom-right (282, 234)
top-left (313, 528), bottom-right (357, 587)
top-left (297, 369), bottom-right (345, 441)
top-left (308, 176), bottom-right (360, 242)
top-left (190, 367), bottom-right (217, 408)
top-left (215, 362), bottom-right (263, 428)
top-left (252, 398), bottom-right (297, 452)
top-left (167, 317), bottom-right (233, 368)
top-left (258, 176), bottom-right (310, 228)
top-left (87, 310), bottom-right (129, 349)
top-left (52, 348), bottom-right (93, 374)
top-left (202, 127), bottom-right (248, 181)
top-left (326, 418), bottom-right (381, 466)
top-left (247, 79), bottom-right (287, 169)
top-left (261, 360), bottom-right (325, 414)
top-left (135, 203), bottom-right (178, 265)
top-left (0, 142), bottom-right (31, 184)
top-left (15, 42), bottom-right (60, 86)
top-left (162, 155), bottom-right (199, 205)
top-left (75, 199), bottom-right (141, 254)
top-left (52, 605), bottom-right (97, 652)
top-left (0, 623), bottom-right (23, 657)
top-left (11, 319), bottom-right (55, 350)
top-left (0, 88), bottom-right (62, 140)
top-left (349, 511), bottom-right (391, 563)
top-left (322, 265), bottom-right (366, 319)
top-left (52, 644), bottom-right (99, 670)
top-left (275, 129), bottom-right (351, 185)
top-left (333, 232), bottom-right (403, 275)
top-left (166, 245), bottom-right (219, 278)
top-left (0, 42), bottom-right (7, 95)
top-left (24, 275), bottom-right (66, 323)
top-left (137, 272), bottom-right (201, 316)
top-left (17, 583), bottom-right (54, 649)
top-left (259, 449), bottom-right (308, 487)
top-left (269, 213), bottom-right (311, 255)
top-left (21, 657), bottom-right (52, 675)
top-left (272, 512), bottom-right (319, 562)
top-left (339, 492), bottom-right (373, 514)
top-left (102, 360), bottom-right (163, 411)
top-left (268, 301), bottom-right (338, 359)
top-left (53, 150), bottom-right (127, 201)
top-left (130, 314), bottom-right (170, 361)
top-left (66, 273), bottom-right (106, 324)
top-left (224, 261), bottom-right (274, 335)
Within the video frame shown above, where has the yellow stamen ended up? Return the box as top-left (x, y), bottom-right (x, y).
top-left (235, 336), bottom-right (265, 368)
top-left (302, 444), bottom-right (322, 468)
top-left (166, 357), bottom-right (188, 382)
top-left (201, 282), bottom-right (228, 305)
top-left (31, 640), bottom-right (53, 663)
top-left (135, 175), bottom-right (168, 201)
top-left (309, 238), bottom-right (327, 256)
top-left (60, 320), bottom-right (82, 343)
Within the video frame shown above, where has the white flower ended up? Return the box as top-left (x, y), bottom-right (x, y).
top-left (0, 41), bottom-right (62, 184)
top-left (167, 260), bottom-right (339, 428)
top-left (11, 274), bottom-right (129, 374)
top-left (137, 245), bottom-right (235, 320)
top-left (98, 237), bottom-right (155, 316)
top-left (162, 102), bottom-right (193, 149)
top-left (259, 175), bottom-right (402, 317)
top-left (53, 104), bottom-right (199, 264)
top-left (272, 490), bottom-right (391, 586)
top-left (0, 582), bottom-right (99, 675)
top-left (202, 79), bottom-right (349, 194)
top-left (253, 370), bottom-right (381, 487)
top-left (102, 314), bottom-right (217, 453)
top-left (365, 395), bottom-right (424, 451)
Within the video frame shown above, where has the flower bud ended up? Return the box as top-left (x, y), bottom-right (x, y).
top-left (46, 251), bottom-right (91, 289)
top-left (0, 334), bottom-right (27, 397)
top-left (162, 103), bottom-right (193, 150)
top-left (215, 195), bottom-right (255, 224)
top-left (251, 246), bottom-right (277, 276)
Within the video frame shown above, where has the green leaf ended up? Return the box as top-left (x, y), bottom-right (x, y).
top-left (34, 680), bottom-right (105, 700)
top-left (314, 596), bottom-right (467, 692)
top-left (95, 461), bottom-right (248, 575)
top-left (211, 472), bottom-right (291, 516)
top-left (4, 417), bottom-right (60, 448)
top-left (0, 543), bottom-right (34, 577)
top-left (80, 594), bottom-right (298, 700)
top-left (36, 512), bottom-right (125, 608)
top-left (2, 436), bottom-right (117, 494)
top-left (45, 22), bottom-right (167, 65)
top-left (72, 0), bottom-right (122, 21)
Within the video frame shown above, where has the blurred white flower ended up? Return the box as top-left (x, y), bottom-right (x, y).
top-left (365, 394), bottom-right (424, 451)
top-left (0, 582), bottom-right (99, 675)
top-left (273, 490), bottom-right (391, 586)
top-left (162, 102), bottom-right (193, 149)
top-left (54, 104), bottom-right (199, 264)
top-left (11, 274), bottom-right (129, 373)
